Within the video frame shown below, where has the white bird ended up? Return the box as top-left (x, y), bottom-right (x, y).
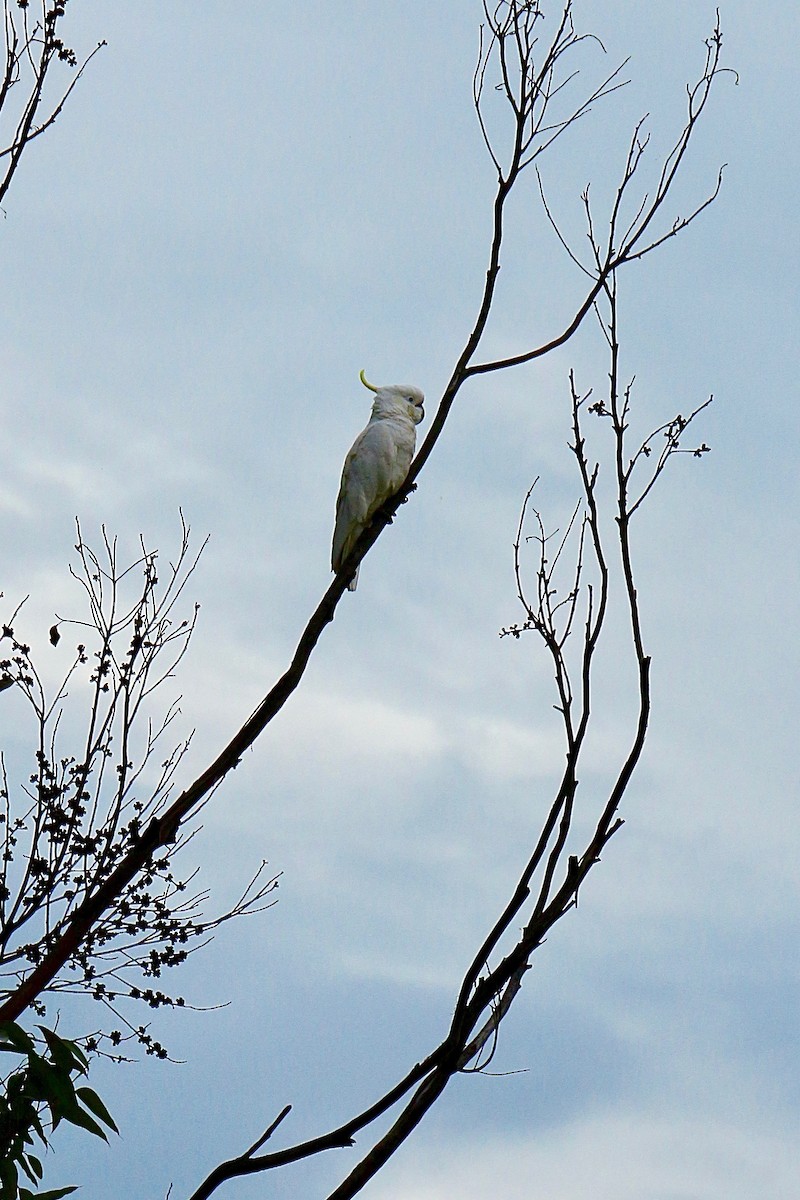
top-left (332, 370), bottom-right (425, 591)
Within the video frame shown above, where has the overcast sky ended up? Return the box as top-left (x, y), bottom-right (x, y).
top-left (1, 2), bottom-right (798, 1199)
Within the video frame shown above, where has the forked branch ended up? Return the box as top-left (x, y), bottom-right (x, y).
top-left (184, 268), bottom-right (712, 1200)
top-left (0, 7), bottom-right (726, 1066)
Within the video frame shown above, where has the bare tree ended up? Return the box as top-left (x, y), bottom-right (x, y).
top-left (0, 2), bottom-right (731, 1198)
top-left (183, 274), bottom-right (714, 1200)
top-left (177, 6), bottom-right (728, 1198)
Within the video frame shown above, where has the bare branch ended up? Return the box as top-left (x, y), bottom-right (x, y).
top-left (0, 2), bottom-right (104, 207)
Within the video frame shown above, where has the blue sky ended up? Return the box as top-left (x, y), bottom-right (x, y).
top-left (1, 2), bottom-right (798, 1198)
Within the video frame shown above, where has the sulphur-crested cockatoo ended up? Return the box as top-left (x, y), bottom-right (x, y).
top-left (332, 369), bottom-right (425, 591)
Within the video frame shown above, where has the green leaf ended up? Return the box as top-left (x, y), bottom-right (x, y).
top-left (26, 1107), bottom-right (46, 1145)
top-left (65, 1042), bottom-right (88, 1073)
top-left (23, 1153), bottom-right (43, 1181)
top-left (22, 1189), bottom-right (78, 1200)
top-left (19, 1152), bottom-right (40, 1184)
top-left (75, 1087), bottom-right (118, 1134)
top-left (60, 1103), bottom-right (108, 1142)
top-left (26, 1056), bottom-right (76, 1124)
top-left (0, 1154), bottom-right (18, 1194)
top-left (39, 1028), bottom-right (86, 1075)
top-left (0, 1021), bottom-right (35, 1055)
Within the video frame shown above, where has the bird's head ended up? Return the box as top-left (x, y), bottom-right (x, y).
top-left (360, 369), bottom-right (425, 425)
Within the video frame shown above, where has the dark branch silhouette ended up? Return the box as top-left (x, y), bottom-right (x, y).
top-left (0, 5), bottom-right (727, 1198)
top-left (0, 1), bottom-right (105, 207)
top-left (0, 1), bottom-right (728, 1032)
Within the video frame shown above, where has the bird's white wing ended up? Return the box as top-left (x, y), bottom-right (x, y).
top-left (331, 420), bottom-right (413, 574)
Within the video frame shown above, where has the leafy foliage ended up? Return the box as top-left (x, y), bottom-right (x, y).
top-left (0, 1019), bottom-right (116, 1200)
top-left (0, 522), bottom-right (278, 1054)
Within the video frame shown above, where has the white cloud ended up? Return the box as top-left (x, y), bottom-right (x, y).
top-left (370, 1111), bottom-right (800, 1200)
top-left (2, 4), bottom-right (798, 1200)
top-left (459, 713), bottom-right (564, 782)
